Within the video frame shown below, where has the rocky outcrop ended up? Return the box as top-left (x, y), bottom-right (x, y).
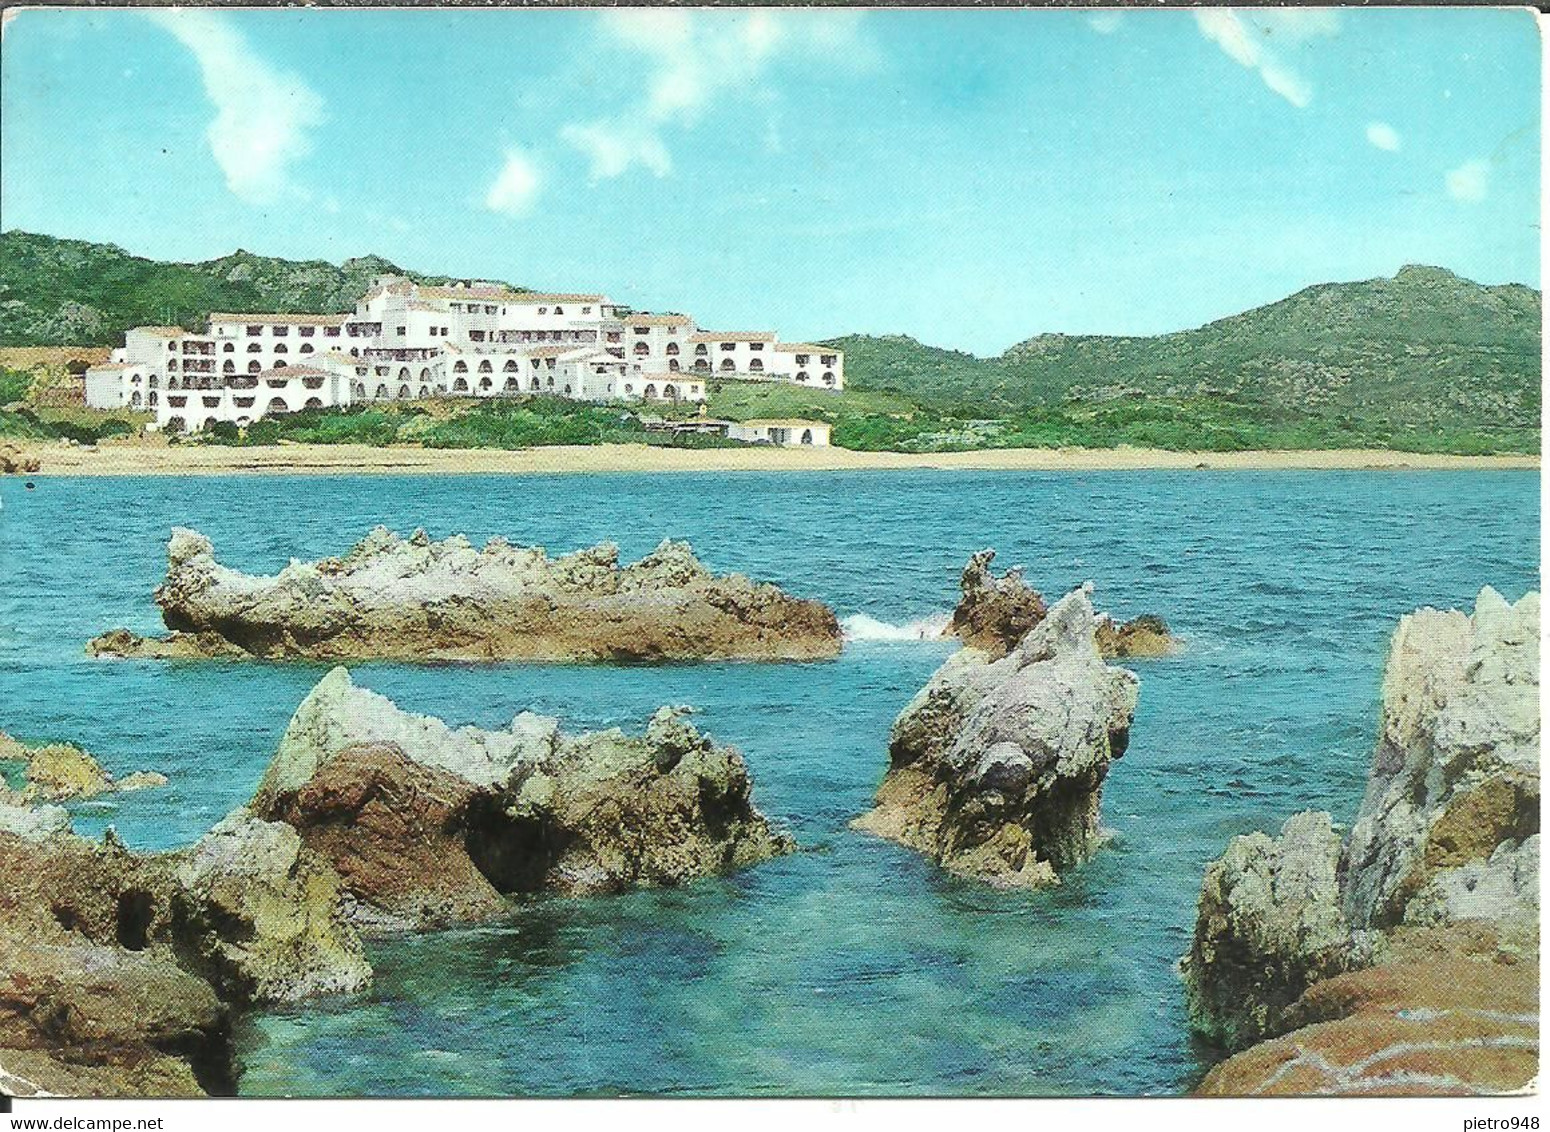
top-left (91, 526), bottom-right (843, 663)
top-left (86, 627), bottom-right (249, 660)
top-left (251, 667), bottom-right (795, 929)
top-left (0, 444), bottom-right (41, 475)
top-left (945, 548), bottom-right (1175, 660)
top-left (1185, 587), bottom-right (1540, 1095)
top-left (0, 797), bottom-right (369, 1097)
top-left (853, 587), bottom-right (1139, 888)
top-left (0, 731), bottom-right (166, 801)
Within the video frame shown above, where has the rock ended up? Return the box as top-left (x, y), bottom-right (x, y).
top-left (1181, 812), bottom-right (1366, 1050)
top-left (117, 770), bottom-right (171, 792)
top-left (0, 823), bottom-right (233, 1096)
top-left (1186, 587), bottom-right (1541, 1094)
top-left (0, 730), bottom-right (167, 802)
top-left (0, 792), bottom-right (370, 1094)
top-left (1196, 943), bottom-right (1539, 1096)
top-left (86, 627), bottom-right (250, 660)
top-left (944, 549), bottom-right (1175, 660)
top-left (99, 526), bottom-right (842, 663)
top-left (1341, 587), bottom-right (1540, 931)
top-left (0, 444), bottom-right (41, 474)
top-left (1094, 613), bottom-right (1176, 659)
top-left (854, 587), bottom-right (1139, 888)
top-left (171, 810), bottom-right (372, 1003)
top-left (252, 668), bottom-right (795, 928)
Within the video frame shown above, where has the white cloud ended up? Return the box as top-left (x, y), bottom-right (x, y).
top-left (1365, 122), bottom-right (1401, 152)
top-left (1445, 158), bottom-right (1491, 203)
top-left (1193, 8), bottom-right (1338, 109)
top-left (145, 10), bottom-right (323, 205)
top-left (561, 10), bottom-right (871, 180)
top-left (1087, 12), bottom-right (1124, 35)
top-left (485, 147), bottom-right (543, 215)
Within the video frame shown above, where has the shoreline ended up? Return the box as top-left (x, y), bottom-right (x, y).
top-left (3, 440), bottom-right (1540, 476)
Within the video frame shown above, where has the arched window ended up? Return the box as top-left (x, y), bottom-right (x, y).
top-left (267, 397), bottom-right (288, 414)
top-left (801, 429), bottom-right (814, 445)
top-left (668, 359), bottom-right (681, 372)
top-left (478, 360), bottom-right (492, 373)
top-left (248, 361), bottom-right (262, 374)
top-left (166, 416), bottom-right (186, 432)
top-left (504, 377), bottom-right (518, 392)
top-left (479, 377), bottom-right (492, 391)
top-left (553, 306), bottom-right (563, 315)
top-left (223, 360), bottom-right (235, 373)
top-left (274, 361), bottom-right (287, 369)
top-left (353, 382), bottom-right (366, 398)
top-left (398, 385), bottom-right (411, 399)
top-left (247, 342), bottom-right (262, 353)
top-left (418, 386), bottom-right (430, 399)
top-left (624, 384), bottom-right (634, 395)
top-left (644, 383), bottom-right (657, 399)
top-left (419, 368), bottom-right (431, 383)
top-left (822, 371), bottom-right (836, 386)
top-left (130, 390), bottom-right (142, 408)
top-left (749, 358), bottom-right (764, 372)
top-left (300, 343), bottom-right (314, 354)
top-left (273, 343), bottom-right (288, 354)
top-left (454, 378), bottom-right (469, 392)
top-left (719, 358), bottom-right (736, 372)
top-left (545, 376), bottom-right (554, 389)
top-left (503, 360), bottom-right (519, 372)
top-left (148, 392), bottom-right (158, 407)
top-left (563, 385), bottom-right (571, 395)
top-left (663, 384), bottom-right (678, 401)
top-left (694, 344), bottom-right (708, 355)
top-left (398, 367), bottom-right (411, 381)
top-left (148, 375), bottom-right (160, 389)
top-left (665, 342), bottom-right (679, 356)
top-left (223, 342), bottom-right (234, 353)
top-left (305, 397), bottom-right (323, 409)
top-left (633, 341), bottom-right (649, 356)
top-left (530, 378), bottom-right (540, 391)
top-left (796, 370), bottom-right (810, 382)
top-left (375, 384), bottom-right (389, 399)
top-left (203, 417), bottom-right (220, 431)
top-left (454, 361), bottom-right (468, 373)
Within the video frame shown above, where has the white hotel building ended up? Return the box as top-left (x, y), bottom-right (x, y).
top-left (85, 276), bottom-right (845, 434)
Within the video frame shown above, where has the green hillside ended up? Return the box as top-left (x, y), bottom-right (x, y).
top-left (0, 230), bottom-right (524, 347)
top-left (827, 265), bottom-right (1541, 440)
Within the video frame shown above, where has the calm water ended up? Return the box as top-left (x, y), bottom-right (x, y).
top-left (0, 469), bottom-right (1538, 1097)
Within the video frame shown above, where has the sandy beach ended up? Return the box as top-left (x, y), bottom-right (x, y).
top-left (3, 440), bottom-right (1539, 476)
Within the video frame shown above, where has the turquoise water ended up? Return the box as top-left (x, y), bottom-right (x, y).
top-left (0, 469), bottom-right (1538, 1097)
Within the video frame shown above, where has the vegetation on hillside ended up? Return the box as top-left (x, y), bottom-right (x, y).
top-left (0, 230), bottom-right (525, 348)
top-left (1, 231), bottom-right (1540, 455)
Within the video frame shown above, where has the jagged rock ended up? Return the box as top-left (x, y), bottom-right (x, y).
top-left (86, 627), bottom-right (249, 660)
top-left (0, 731), bottom-right (165, 802)
top-left (1180, 812), bottom-right (1367, 1050)
top-left (171, 810), bottom-right (372, 1003)
top-left (854, 587), bottom-right (1139, 888)
top-left (95, 526), bottom-right (842, 663)
top-left (944, 548), bottom-right (1175, 660)
top-left (251, 668), bottom-right (795, 928)
top-left (1186, 587), bottom-right (1540, 1094)
top-left (0, 795), bottom-right (370, 1095)
top-left (1341, 587), bottom-right (1540, 931)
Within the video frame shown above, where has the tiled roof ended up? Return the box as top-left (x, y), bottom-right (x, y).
top-left (500, 293), bottom-right (607, 305)
top-left (256, 365), bottom-right (328, 378)
top-left (207, 312), bottom-right (348, 326)
top-left (739, 418), bottom-right (830, 428)
top-left (687, 331), bottom-right (776, 344)
top-left (772, 343), bottom-right (839, 354)
top-left (626, 314), bottom-right (693, 328)
top-left (416, 285), bottom-right (528, 302)
top-left (131, 326), bottom-right (187, 338)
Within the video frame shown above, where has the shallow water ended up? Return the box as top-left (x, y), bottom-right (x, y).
top-left (0, 469), bottom-right (1538, 1096)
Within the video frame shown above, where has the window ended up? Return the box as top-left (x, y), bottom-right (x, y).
top-left (325, 326), bottom-right (341, 337)
top-left (821, 355), bottom-right (837, 365)
top-left (796, 371), bottom-right (810, 382)
top-left (749, 358), bottom-right (764, 372)
top-left (720, 342), bottom-right (736, 351)
top-left (223, 342), bottom-right (235, 353)
top-left (634, 327), bottom-right (649, 335)
top-left (167, 342), bottom-right (176, 351)
top-left (299, 326), bottom-right (315, 337)
top-left (223, 361), bottom-right (235, 374)
top-left (300, 343), bottom-right (314, 354)
top-left (454, 361), bottom-right (468, 373)
top-left (695, 344), bottom-right (708, 356)
top-left (397, 326), bottom-right (407, 336)
top-left (169, 359), bottom-right (179, 370)
top-left (553, 307), bottom-right (563, 316)
top-left (248, 343), bottom-right (262, 353)
top-left (248, 361), bottom-right (262, 374)
top-left (795, 354), bottom-right (810, 365)
top-left (581, 306), bottom-right (592, 314)
top-left (273, 326), bottom-right (289, 336)
top-left (749, 342), bottom-right (764, 351)
top-left (665, 343), bottom-right (679, 355)
top-left (273, 343), bottom-right (288, 354)
top-left (719, 358), bottom-right (736, 372)
top-left (247, 326), bottom-right (262, 336)
top-left (823, 371), bottom-right (836, 386)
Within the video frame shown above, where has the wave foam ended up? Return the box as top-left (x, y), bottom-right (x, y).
top-left (841, 612), bottom-right (953, 642)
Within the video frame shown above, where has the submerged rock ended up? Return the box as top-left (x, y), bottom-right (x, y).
top-left (86, 627), bottom-right (249, 660)
top-left (944, 548), bottom-right (1175, 660)
top-left (1186, 587), bottom-right (1540, 1094)
top-left (0, 797), bottom-right (370, 1096)
top-left (0, 731), bottom-right (165, 802)
top-left (93, 526), bottom-right (843, 663)
top-left (252, 667), bottom-right (795, 929)
top-left (853, 587), bottom-right (1139, 888)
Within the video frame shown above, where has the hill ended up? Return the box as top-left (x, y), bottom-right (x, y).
top-left (827, 265), bottom-right (1541, 438)
top-left (0, 230), bottom-right (524, 347)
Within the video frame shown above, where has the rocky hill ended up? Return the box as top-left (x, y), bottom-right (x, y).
top-left (0, 230), bottom-right (523, 347)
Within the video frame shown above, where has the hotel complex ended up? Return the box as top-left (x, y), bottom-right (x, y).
top-left (85, 275), bottom-right (846, 434)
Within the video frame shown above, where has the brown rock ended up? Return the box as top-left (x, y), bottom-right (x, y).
top-left (86, 628), bottom-right (250, 660)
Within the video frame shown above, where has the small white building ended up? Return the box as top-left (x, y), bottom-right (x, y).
top-left (727, 419), bottom-right (832, 447)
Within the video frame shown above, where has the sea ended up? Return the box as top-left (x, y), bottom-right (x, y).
top-left (0, 468), bottom-right (1538, 1096)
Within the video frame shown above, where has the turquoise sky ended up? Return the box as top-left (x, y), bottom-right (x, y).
top-left (1, 6), bottom-right (1540, 354)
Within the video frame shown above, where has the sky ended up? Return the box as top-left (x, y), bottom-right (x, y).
top-left (0, 6), bottom-right (1541, 355)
